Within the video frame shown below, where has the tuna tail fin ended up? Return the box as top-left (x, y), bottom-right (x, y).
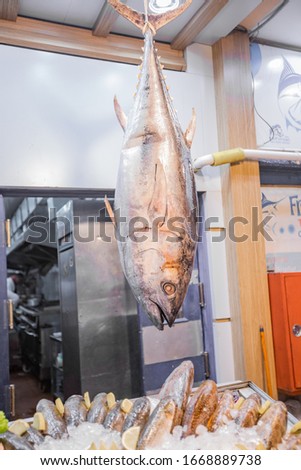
top-left (108, 0), bottom-right (192, 34)
top-left (108, 0), bottom-right (145, 31)
top-left (149, 0), bottom-right (193, 32)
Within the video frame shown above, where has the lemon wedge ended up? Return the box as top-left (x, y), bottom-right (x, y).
top-left (256, 442), bottom-right (266, 450)
top-left (106, 392), bottom-right (116, 410)
top-left (88, 442), bottom-right (97, 450)
top-left (122, 426), bottom-right (141, 450)
top-left (234, 397), bottom-right (245, 409)
top-left (121, 399), bottom-right (133, 414)
top-left (235, 443), bottom-right (248, 450)
top-left (99, 440), bottom-right (108, 450)
top-left (55, 397), bottom-right (64, 416)
top-left (290, 421), bottom-right (301, 435)
top-left (32, 412), bottom-right (46, 432)
top-left (8, 419), bottom-right (30, 436)
top-left (109, 441), bottom-right (120, 450)
top-left (84, 391), bottom-right (91, 410)
top-left (259, 400), bottom-right (271, 415)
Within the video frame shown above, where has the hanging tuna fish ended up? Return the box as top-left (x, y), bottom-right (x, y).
top-left (106, 0), bottom-right (197, 330)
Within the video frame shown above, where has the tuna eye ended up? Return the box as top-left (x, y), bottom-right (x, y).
top-left (162, 282), bottom-right (176, 295)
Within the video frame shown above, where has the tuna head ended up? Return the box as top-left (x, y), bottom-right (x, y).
top-left (120, 230), bottom-right (196, 330)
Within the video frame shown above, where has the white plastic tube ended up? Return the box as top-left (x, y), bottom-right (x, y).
top-left (243, 149), bottom-right (301, 162)
top-left (193, 148), bottom-right (301, 171)
top-left (193, 153), bottom-right (214, 168)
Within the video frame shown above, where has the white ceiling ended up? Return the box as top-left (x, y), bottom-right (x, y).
top-left (255, 0), bottom-right (301, 47)
top-left (19, 0), bottom-right (106, 28)
top-left (17, 0), bottom-right (301, 49)
top-left (194, 0), bottom-right (261, 45)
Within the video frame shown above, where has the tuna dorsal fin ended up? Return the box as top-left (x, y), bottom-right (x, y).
top-left (148, 160), bottom-right (167, 223)
top-left (108, 0), bottom-right (192, 33)
top-left (184, 108), bottom-right (196, 148)
top-left (114, 96), bottom-right (127, 132)
top-left (104, 195), bottom-right (116, 227)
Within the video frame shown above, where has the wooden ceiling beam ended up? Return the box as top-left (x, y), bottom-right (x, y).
top-left (93, 0), bottom-right (126, 37)
top-left (240, 0), bottom-right (283, 31)
top-left (171, 0), bottom-right (228, 50)
top-left (0, 0), bottom-right (19, 21)
top-left (0, 17), bottom-right (186, 71)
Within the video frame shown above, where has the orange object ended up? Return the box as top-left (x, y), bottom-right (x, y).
top-left (268, 273), bottom-right (301, 395)
top-left (259, 326), bottom-right (273, 397)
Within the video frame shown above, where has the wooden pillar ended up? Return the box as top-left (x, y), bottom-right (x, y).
top-left (212, 31), bottom-right (277, 398)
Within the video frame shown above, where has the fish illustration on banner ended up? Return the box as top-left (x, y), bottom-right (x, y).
top-left (106, 0), bottom-right (198, 330)
top-left (261, 193), bottom-right (287, 216)
top-left (278, 57), bottom-right (301, 132)
top-left (250, 43), bottom-right (301, 149)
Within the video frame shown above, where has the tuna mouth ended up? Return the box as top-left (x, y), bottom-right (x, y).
top-left (150, 299), bottom-right (175, 329)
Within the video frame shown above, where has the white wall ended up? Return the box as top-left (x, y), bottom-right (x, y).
top-left (1, 44), bottom-right (208, 189)
top-left (0, 42), bottom-right (235, 384)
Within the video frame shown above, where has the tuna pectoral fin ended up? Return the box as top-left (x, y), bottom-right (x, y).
top-left (114, 96), bottom-right (127, 132)
top-left (104, 196), bottom-right (115, 227)
top-left (108, 0), bottom-right (192, 33)
top-left (184, 108), bottom-right (196, 148)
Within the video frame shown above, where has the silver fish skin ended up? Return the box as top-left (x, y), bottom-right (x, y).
top-left (256, 401), bottom-right (287, 449)
top-left (87, 392), bottom-right (108, 424)
top-left (122, 396), bottom-right (151, 433)
top-left (36, 398), bottom-right (68, 439)
top-left (207, 390), bottom-right (235, 432)
top-left (0, 431), bottom-right (34, 450)
top-left (159, 360), bottom-right (194, 426)
top-left (234, 393), bottom-right (261, 428)
top-left (64, 394), bottom-right (88, 427)
top-left (278, 432), bottom-right (301, 450)
top-left (103, 401), bottom-right (126, 433)
top-left (137, 397), bottom-right (176, 450)
top-left (25, 427), bottom-right (45, 446)
top-left (110, 0), bottom-right (197, 330)
top-left (182, 379), bottom-right (218, 436)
